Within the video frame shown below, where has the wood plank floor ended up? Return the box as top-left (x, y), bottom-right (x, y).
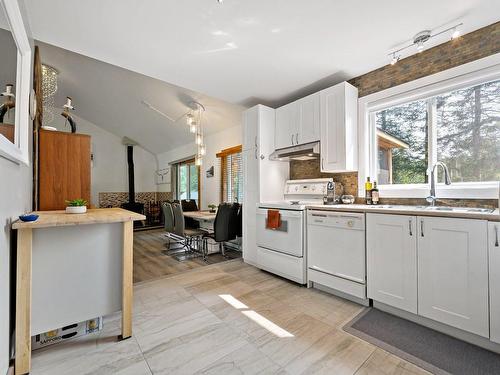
top-left (133, 229), bottom-right (241, 283)
top-left (30, 260), bottom-right (430, 375)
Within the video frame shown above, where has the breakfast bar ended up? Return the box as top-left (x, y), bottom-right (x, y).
top-left (12, 208), bottom-right (145, 375)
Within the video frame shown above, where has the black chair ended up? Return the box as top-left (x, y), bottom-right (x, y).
top-left (202, 203), bottom-right (239, 260)
top-left (181, 199), bottom-right (199, 229)
top-left (171, 202), bottom-right (205, 255)
top-left (161, 202), bottom-right (184, 252)
top-left (236, 204), bottom-right (242, 238)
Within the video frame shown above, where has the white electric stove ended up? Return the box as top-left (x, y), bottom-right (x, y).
top-left (255, 178), bottom-right (332, 284)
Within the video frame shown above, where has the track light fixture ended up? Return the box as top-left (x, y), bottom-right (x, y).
top-left (387, 23), bottom-right (462, 65)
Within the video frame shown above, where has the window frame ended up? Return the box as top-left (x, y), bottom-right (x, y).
top-left (217, 145), bottom-right (243, 203)
top-left (175, 158), bottom-right (201, 205)
top-left (358, 54), bottom-right (500, 199)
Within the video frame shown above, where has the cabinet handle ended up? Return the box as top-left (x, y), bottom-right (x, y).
top-left (254, 136), bottom-right (257, 148)
top-left (420, 219), bottom-right (424, 237)
top-left (409, 218), bottom-right (413, 236)
top-left (296, 133), bottom-right (299, 144)
top-left (291, 134), bottom-right (294, 145)
top-left (254, 147), bottom-right (257, 160)
top-left (495, 225), bottom-right (499, 247)
top-left (321, 158), bottom-right (324, 170)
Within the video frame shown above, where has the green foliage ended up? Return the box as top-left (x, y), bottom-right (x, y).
top-left (376, 79), bottom-right (499, 184)
top-left (208, 204), bottom-right (217, 209)
top-left (65, 199), bottom-right (88, 207)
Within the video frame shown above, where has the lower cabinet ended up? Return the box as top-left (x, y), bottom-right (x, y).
top-left (368, 213), bottom-right (490, 339)
top-left (417, 217), bottom-right (489, 338)
top-left (367, 213), bottom-right (418, 314)
top-left (489, 222), bottom-right (500, 343)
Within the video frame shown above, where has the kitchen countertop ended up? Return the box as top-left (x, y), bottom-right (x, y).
top-left (306, 204), bottom-right (500, 221)
top-left (12, 208), bottom-right (146, 229)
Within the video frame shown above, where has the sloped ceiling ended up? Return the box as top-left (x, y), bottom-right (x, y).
top-left (26, 0), bottom-right (500, 108)
top-left (36, 41), bottom-right (244, 154)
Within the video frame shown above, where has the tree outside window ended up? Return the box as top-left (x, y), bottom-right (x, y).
top-left (374, 79), bottom-right (499, 186)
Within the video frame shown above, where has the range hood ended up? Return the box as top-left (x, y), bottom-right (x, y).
top-left (269, 141), bottom-right (320, 161)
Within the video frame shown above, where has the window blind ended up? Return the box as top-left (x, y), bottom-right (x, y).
top-left (218, 145), bottom-right (243, 203)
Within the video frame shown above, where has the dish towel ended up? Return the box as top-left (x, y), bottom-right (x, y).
top-left (266, 210), bottom-right (281, 230)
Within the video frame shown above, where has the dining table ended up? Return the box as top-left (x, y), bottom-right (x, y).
top-left (183, 210), bottom-right (216, 231)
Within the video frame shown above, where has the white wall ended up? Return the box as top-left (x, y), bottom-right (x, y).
top-left (50, 114), bottom-right (158, 206)
top-left (0, 157), bottom-right (32, 374)
top-left (157, 125), bottom-right (242, 210)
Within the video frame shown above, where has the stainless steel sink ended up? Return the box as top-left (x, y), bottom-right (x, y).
top-left (425, 206), bottom-right (454, 211)
top-left (424, 206), bottom-right (494, 213)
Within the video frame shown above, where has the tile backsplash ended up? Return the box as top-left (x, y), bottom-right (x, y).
top-left (98, 191), bottom-right (173, 208)
top-left (289, 159), bottom-right (498, 209)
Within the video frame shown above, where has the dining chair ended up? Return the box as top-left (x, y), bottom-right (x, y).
top-left (202, 203), bottom-right (239, 261)
top-left (171, 202), bottom-right (205, 255)
top-left (181, 199), bottom-right (199, 229)
top-left (162, 202), bottom-right (184, 252)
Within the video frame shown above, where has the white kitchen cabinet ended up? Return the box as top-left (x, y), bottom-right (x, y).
top-left (320, 82), bottom-right (358, 172)
top-left (417, 216), bottom-right (489, 338)
top-left (489, 222), bottom-right (500, 343)
top-left (275, 102), bottom-right (298, 150)
top-left (275, 93), bottom-right (320, 150)
top-left (367, 213), bottom-right (418, 314)
top-left (242, 105), bottom-right (288, 265)
top-left (297, 92), bottom-right (320, 145)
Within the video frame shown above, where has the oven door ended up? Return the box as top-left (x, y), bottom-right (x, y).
top-left (256, 208), bottom-right (304, 257)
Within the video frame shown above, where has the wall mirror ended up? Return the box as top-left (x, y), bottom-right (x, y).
top-left (0, 0), bottom-right (31, 165)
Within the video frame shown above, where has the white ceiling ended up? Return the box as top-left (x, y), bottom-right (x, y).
top-left (36, 41), bottom-right (244, 154)
top-left (25, 0), bottom-right (500, 108)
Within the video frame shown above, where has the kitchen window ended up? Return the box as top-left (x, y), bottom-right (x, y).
top-left (374, 80), bottom-right (499, 186)
top-left (359, 59), bottom-right (500, 199)
top-left (217, 145), bottom-right (243, 203)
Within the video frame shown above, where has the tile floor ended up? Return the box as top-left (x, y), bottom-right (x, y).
top-left (30, 260), bottom-right (429, 374)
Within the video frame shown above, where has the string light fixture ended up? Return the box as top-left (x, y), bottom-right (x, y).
top-left (185, 101), bottom-right (206, 166)
top-left (141, 99), bottom-right (207, 165)
top-left (388, 23), bottom-right (462, 65)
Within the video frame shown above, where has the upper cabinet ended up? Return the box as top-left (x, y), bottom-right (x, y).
top-left (274, 81), bottom-right (358, 172)
top-left (275, 101), bottom-right (298, 149)
top-left (275, 92), bottom-right (320, 150)
top-left (320, 82), bottom-right (358, 173)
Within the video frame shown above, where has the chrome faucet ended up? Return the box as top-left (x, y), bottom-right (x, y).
top-left (426, 161), bottom-right (452, 206)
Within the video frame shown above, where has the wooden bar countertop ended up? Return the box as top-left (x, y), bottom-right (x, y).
top-left (12, 208), bottom-right (146, 229)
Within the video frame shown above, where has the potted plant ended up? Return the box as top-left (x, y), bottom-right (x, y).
top-left (65, 199), bottom-right (88, 214)
top-left (208, 204), bottom-right (217, 213)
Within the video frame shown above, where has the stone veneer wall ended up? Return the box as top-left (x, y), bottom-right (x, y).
top-left (98, 191), bottom-right (173, 208)
top-left (290, 22), bottom-right (500, 208)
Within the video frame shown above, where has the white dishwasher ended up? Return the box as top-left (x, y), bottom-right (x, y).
top-left (307, 210), bottom-right (367, 301)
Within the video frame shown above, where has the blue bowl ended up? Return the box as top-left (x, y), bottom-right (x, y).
top-left (19, 214), bottom-right (39, 222)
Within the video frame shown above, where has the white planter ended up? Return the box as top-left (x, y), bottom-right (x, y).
top-left (66, 206), bottom-right (87, 214)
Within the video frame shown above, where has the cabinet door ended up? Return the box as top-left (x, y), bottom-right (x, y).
top-left (490, 222), bottom-right (500, 343)
top-left (39, 130), bottom-right (91, 210)
top-left (242, 149), bottom-right (258, 265)
top-left (319, 82), bottom-right (358, 172)
top-left (243, 107), bottom-right (258, 152)
top-left (297, 93), bottom-right (320, 145)
top-left (367, 213), bottom-right (417, 313)
top-left (418, 216), bottom-right (489, 337)
top-left (275, 102), bottom-right (298, 149)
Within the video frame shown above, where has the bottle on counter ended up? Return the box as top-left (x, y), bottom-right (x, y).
top-left (365, 177), bottom-right (373, 205)
top-left (371, 181), bottom-right (379, 205)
